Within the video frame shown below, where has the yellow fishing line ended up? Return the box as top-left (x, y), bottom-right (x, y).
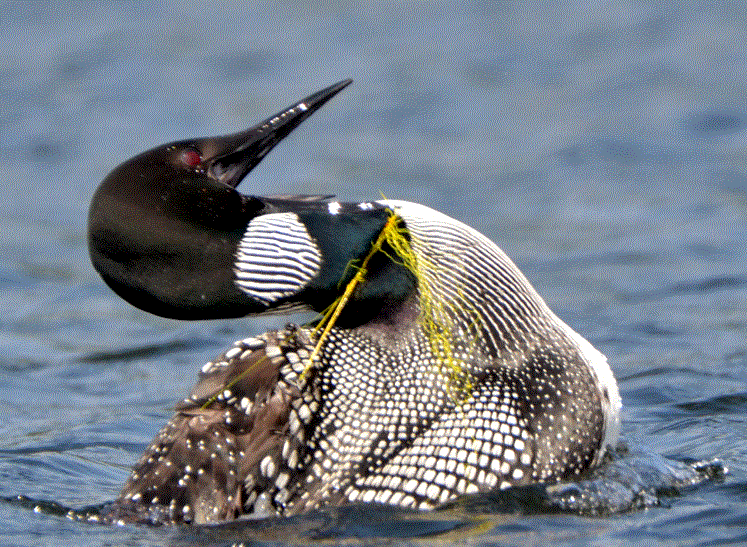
top-left (200, 352), bottom-right (269, 410)
top-left (379, 211), bottom-right (475, 404)
top-left (303, 209), bottom-right (475, 404)
top-left (203, 208), bottom-right (477, 410)
top-left (300, 212), bottom-right (401, 378)
top-left (199, 331), bottom-right (298, 410)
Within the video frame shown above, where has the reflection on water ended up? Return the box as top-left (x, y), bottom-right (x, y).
top-left (2, 447), bottom-right (727, 543)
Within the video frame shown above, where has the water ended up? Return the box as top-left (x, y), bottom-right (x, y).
top-left (1, 0), bottom-right (746, 545)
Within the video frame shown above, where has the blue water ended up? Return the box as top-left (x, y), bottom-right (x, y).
top-left (1, 0), bottom-right (746, 545)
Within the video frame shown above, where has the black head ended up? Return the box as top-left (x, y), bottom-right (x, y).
top-left (88, 80), bottom-right (415, 322)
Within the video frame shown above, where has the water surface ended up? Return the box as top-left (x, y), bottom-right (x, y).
top-left (1, 1), bottom-right (746, 545)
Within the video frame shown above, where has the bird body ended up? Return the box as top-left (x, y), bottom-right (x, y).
top-left (89, 82), bottom-right (620, 524)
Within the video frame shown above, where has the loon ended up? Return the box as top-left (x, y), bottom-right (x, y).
top-left (88, 80), bottom-right (621, 524)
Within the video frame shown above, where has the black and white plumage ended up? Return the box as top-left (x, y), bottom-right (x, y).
top-left (233, 212), bottom-right (322, 307)
top-left (88, 81), bottom-right (621, 524)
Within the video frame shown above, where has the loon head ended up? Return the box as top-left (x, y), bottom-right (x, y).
top-left (88, 80), bottom-right (413, 322)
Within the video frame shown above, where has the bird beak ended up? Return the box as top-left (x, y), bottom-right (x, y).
top-left (204, 79), bottom-right (352, 188)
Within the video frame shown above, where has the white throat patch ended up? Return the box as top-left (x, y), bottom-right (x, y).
top-left (234, 213), bottom-right (321, 306)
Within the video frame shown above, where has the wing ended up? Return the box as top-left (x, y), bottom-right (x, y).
top-left (116, 328), bottom-right (314, 524)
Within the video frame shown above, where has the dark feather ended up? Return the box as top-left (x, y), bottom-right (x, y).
top-left (118, 330), bottom-right (310, 523)
top-left (264, 194), bottom-right (334, 202)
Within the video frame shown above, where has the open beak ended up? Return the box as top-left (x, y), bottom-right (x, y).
top-left (204, 79), bottom-right (353, 188)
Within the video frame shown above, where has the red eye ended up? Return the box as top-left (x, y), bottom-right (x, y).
top-left (180, 148), bottom-right (202, 168)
